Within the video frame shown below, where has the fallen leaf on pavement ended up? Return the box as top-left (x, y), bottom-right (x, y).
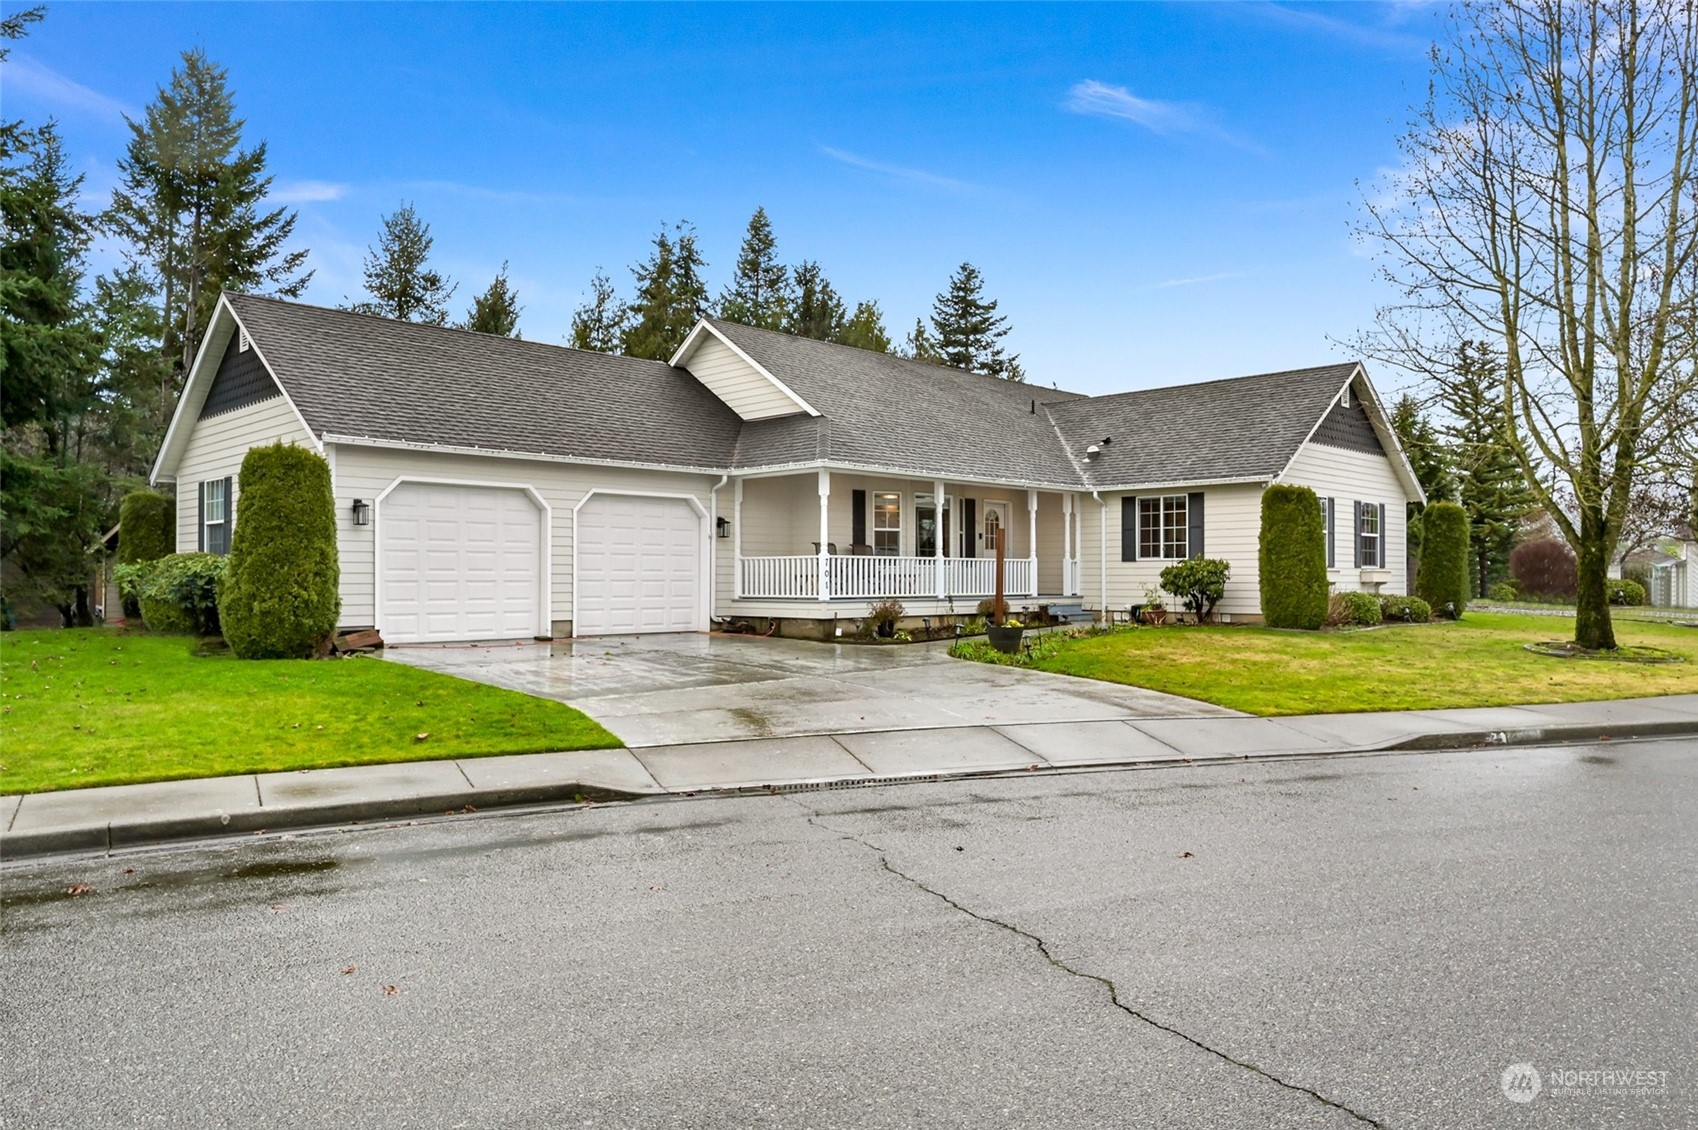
top-left (382, 985), bottom-right (399, 996)
top-left (65, 883), bottom-right (94, 896)
top-left (270, 904), bottom-right (288, 911)
top-left (1178, 851), bottom-right (1195, 859)
top-left (342, 965), bottom-right (356, 975)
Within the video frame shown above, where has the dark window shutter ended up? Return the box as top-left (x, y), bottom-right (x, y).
top-left (852, 489), bottom-right (866, 546)
top-left (197, 482), bottom-right (205, 552)
top-left (1187, 492), bottom-right (1205, 558)
top-left (1377, 503), bottom-right (1386, 568)
top-left (1353, 501), bottom-right (1363, 568)
top-left (962, 498), bottom-right (976, 558)
top-left (1121, 497), bottom-right (1138, 561)
top-left (1326, 498), bottom-right (1336, 568)
top-left (222, 476), bottom-right (234, 555)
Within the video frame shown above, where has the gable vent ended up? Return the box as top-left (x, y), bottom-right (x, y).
top-left (238, 328), bottom-right (252, 353)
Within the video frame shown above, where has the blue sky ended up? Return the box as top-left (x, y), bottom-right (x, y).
top-left (7, 2), bottom-right (1447, 394)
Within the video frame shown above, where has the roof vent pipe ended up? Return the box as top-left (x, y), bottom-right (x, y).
top-left (1031, 399), bottom-right (1036, 414)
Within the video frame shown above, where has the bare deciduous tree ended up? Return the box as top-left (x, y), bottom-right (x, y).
top-left (1359, 0), bottom-right (1698, 649)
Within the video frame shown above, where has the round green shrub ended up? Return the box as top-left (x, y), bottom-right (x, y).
top-left (1414, 500), bottom-right (1470, 619)
top-left (1607, 578), bottom-right (1647, 607)
top-left (116, 491), bottom-right (176, 617)
top-left (1330, 590), bottom-right (1383, 627)
top-left (1378, 594), bottom-right (1433, 623)
top-left (1258, 485), bottom-right (1329, 630)
top-left (218, 444), bottom-right (340, 659)
top-left (1487, 581), bottom-right (1519, 602)
top-left (1159, 557), bottom-right (1231, 622)
top-left (137, 553), bottom-right (227, 635)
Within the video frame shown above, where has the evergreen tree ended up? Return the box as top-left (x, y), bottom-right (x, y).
top-left (903, 316), bottom-right (941, 363)
top-left (570, 269), bottom-right (626, 353)
top-left (787, 260), bottom-right (845, 341)
top-left (105, 48), bottom-right (310, 418)
top-left (1389, 393), bottom-right (1455, 566)
top-left (837, 299), bottom-right (891, 353)
top-left (621, 223), bottom-right (709, 361)
top-left (1, 120), bottom-right (110, 625)
top-left (927, 262), bottom-right (1023, 380)
top-left (718, 207), bottom-right (790, 330)
top-left (349, 202), bottom-right (455, 324)
top-left (1439, 341), bottom-right (1537, 595)
top-left (461, 262), bottom-right (521, 337)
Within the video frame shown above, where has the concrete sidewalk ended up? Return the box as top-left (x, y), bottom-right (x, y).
top-left (5, 694), bottom-right (1696, 860)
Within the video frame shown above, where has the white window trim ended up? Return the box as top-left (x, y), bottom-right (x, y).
top-left (203, 480), bottom-right (228, 553)
top-left (872, 490), bottom-right (902, 556)
top-left (1360, 504), bottom-right (1381, 569)
top-left (982, 497), bottom-right (1012, 555)
top-left (1139, 494), bottom-right (1189, 560)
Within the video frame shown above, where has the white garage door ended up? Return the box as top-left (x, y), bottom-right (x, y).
top-left (575, 494), bottom-right (701, 635)
top-left (379, 482), bottom-right (543, 644)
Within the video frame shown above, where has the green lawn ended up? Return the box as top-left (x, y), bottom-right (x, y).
top-left (0, 628), bottom-right (620, 795)
top-left (1024, 612), bottom-right (1698, 716)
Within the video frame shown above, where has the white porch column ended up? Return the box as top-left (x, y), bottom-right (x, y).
top-left (1062, 492), bottom-right (1074, 595)
top-left (935, 478), bottom-right (947, 599)
top-left (1028, 488), bottom-right (1039, 597)
top-left (817, 468), bottom-right (831, 602)
top-left (732, 476), bottom-right (744, 600)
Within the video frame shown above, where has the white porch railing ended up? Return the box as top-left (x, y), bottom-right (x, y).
top-left (739, 555), bottom-right (819, 599)
top-left (1063, 558), bottom-right (1081, 597)
top-left (739, 554), bottom-right (1036, 600)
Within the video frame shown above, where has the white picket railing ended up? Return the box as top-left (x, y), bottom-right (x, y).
top-left (739, 554), bottom-right (1037, 600)
top-left (739, 555), bottom-right (819, 599)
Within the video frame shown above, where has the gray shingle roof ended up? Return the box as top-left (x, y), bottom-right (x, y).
top-left (225, 293), bottom-right (744, 470)
top-left (221, 294), bottom-right (1371, 493)
top-left (706, 318), bottom-right (1091, 485)
top-left (1046, 362), bottom-right (1360, 488)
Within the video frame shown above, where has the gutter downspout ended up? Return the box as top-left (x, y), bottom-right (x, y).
top-left (709, 474), bottom-right (729, 624)
top-left (1092, 490), bottom-right (1108, 623)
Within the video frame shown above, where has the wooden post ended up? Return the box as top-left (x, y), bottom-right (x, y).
top-left (994, 527), bottom-right (1005, 625)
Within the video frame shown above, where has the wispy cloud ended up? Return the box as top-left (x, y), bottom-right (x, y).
top-left (1064, 80), bottom-right (1266, 155)
top-left (818, 146), bottom-right (976, 191)
top-left (3, 54), bottom-right (136, 123)
top-left (271, 180), bottom-right (349, 204)
top-left (1153, 271), bottom-right (1248, 290)
top-left (1243, 3), bottom-right (1431, 53)
top-left (399, 179), bottom-right (587, 206)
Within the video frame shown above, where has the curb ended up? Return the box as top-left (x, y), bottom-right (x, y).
top-left (3, 720), bottom-right (1694, 862)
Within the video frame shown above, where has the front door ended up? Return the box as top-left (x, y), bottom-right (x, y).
top-left (983, 501), bottom-right (1011, 557)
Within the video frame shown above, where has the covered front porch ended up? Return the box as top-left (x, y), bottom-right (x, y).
top-left (727, 469), bottom-right (1084, 603)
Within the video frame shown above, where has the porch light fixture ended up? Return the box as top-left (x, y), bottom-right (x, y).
top-left (716, 516), bottom-right (730, 539)
top-left (351, 498), bottom-right (371, 526)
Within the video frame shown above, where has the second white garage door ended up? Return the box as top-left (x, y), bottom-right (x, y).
top-left (378, 482), bottom-right (544, 644)
top-left (575, 494), bottom-right (702, 635)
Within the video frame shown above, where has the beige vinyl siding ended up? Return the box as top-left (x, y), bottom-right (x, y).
top-left (1282, 442), bottom-right (1408, 595)
top-left (686, 334), bottom-right (806, 421)
top-left (172, 395), bottom-right (313, 553)
top-left (1080, 484), bottom-right (1266, 618)
top-left (330, 443), bottom-right (720, 631)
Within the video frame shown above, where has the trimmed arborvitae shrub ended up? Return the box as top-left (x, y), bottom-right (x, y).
top-left (218, 444), bottom-right (340, 659)
top-left (1509, 537), bottom-right (1577, 601)
top-left (1258, 485), bottom-right (1329, 629)
top-left (116, 491), bottom-right (176, 617)
top-left (1414, 500), bottom-right (1470, 619)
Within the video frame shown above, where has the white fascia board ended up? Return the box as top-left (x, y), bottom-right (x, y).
top-left (320, 434), bottom-right (731, 478)
top-left (671, 319), bottom-right (821, 419)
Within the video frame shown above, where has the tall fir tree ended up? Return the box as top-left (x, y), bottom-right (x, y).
top-left (349, 202), bottom-right (455, 324)
top-left (105, 48), bottom-right (310, 430)
top-left (787, 260), bottom-right (845, 341)
top-left (461, 262), bottom-right (521, 336)
top-left (837, 299), bottom-right (891, 353)
top-left (903, 316), bottom-right (941, 363)
top-left (926, 262), bottom-right (1023, 380)
top-left (570, 269), bottom-right (627, 353)
top-left (717, 207), bottom-right (790, 330)
top-left (1438, 341), bottom-right (1538, 595)
top-left (621, 223), bottom-right (709, 361)
top-left (1389, 394), bottom-right (1455, 565)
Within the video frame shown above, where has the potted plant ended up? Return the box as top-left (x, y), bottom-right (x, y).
top-left (1142, 585), bottom-right (1169, 627)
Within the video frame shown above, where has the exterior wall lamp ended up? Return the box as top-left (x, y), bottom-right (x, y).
top-left (716, 516), bottom-right (730, 539)
top-left (352, 498), bottom-right (371, 526)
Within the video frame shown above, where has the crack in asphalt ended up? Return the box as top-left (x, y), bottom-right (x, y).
top-left (793, 802), bottom-right (1387, 1129)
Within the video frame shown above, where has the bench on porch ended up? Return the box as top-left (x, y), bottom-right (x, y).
top-left (1043, 601), bottom-right (1087, 625)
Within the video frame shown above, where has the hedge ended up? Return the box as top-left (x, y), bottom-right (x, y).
top-left (218, 444), bottom-right (341, 659)
top-left (1329, 591), bottom-right (1383, 627)
top-left (1414, 500), bottom-right (1470, 619)
top-left (1258, 485), bottom-right (1329, 630)
top-left (1607, 578), bottom-right (1647, 607)
top-left (135, 553), bottom-right (226, 635)
top-left (116, 491), bottom-right (176, 617)
top-left (1378, 594), bottom-right (1433, 623)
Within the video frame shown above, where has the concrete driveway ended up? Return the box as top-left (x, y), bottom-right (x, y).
top-left (385, 632), bottom-right (1239, 746)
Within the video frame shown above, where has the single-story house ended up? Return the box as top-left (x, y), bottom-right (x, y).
top-left (1649, 527), bottom-right (1696, 608)
top-left (150, 293), bottom-right (1425, 643)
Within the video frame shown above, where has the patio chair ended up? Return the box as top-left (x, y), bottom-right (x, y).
top-left (811, 542), bottom-right (838, 555)
top-left (849, 544), bottom-right (873, 556)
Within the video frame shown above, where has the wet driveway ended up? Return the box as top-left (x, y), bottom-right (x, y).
top-left (384, 632), bottom-right (1240, 746)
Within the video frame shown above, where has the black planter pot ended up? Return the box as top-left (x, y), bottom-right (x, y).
top-left (987, 625), bottom-right (1025, 654)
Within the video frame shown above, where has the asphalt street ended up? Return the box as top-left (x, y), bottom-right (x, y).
top-left (3, 738), bottom-right (1694, 1129)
